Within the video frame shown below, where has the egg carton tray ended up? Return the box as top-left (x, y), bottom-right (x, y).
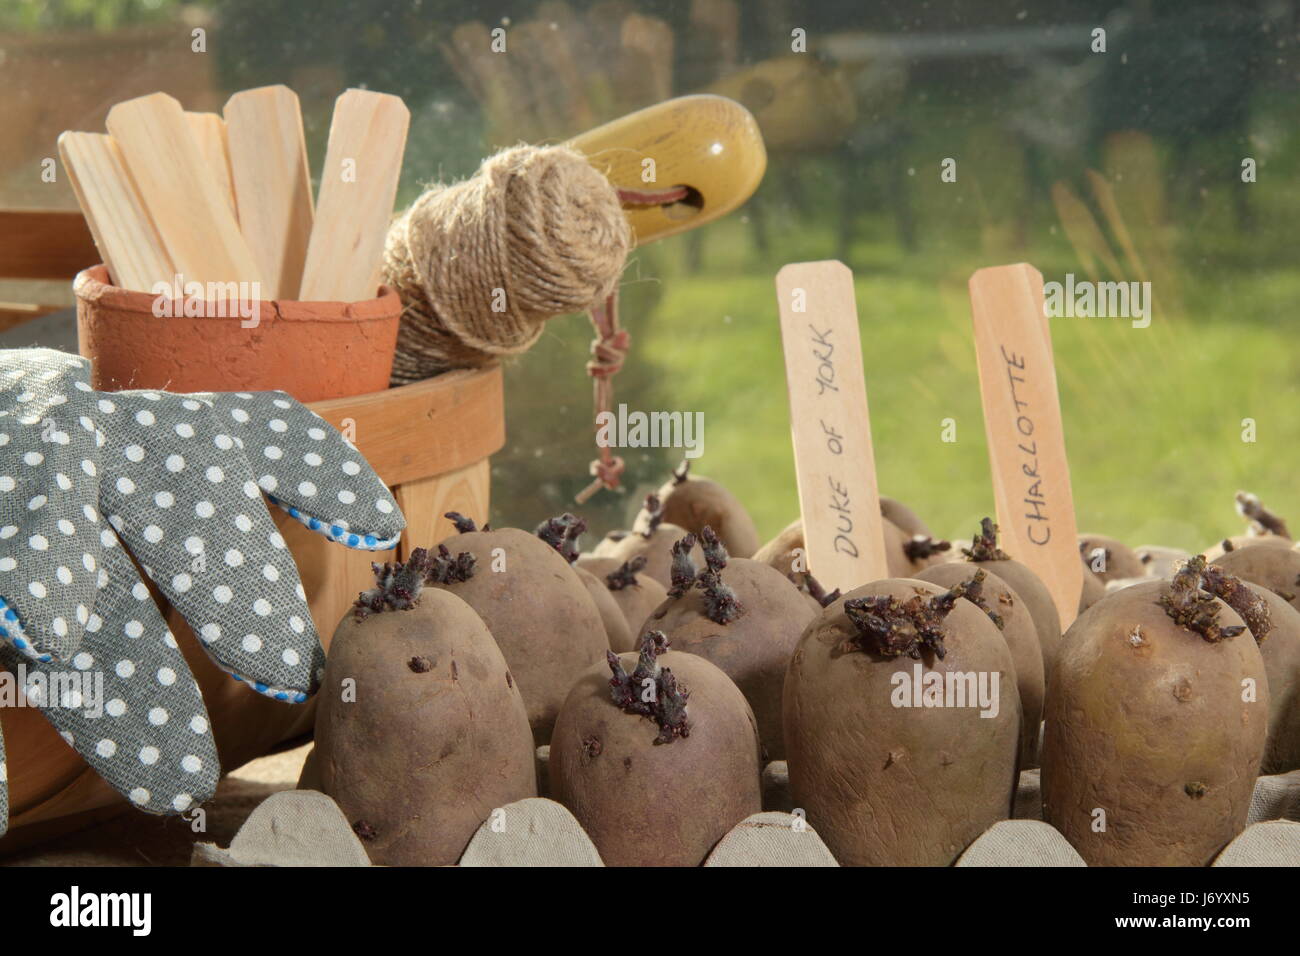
top-left (192, 751), bottom-right (1300, 867)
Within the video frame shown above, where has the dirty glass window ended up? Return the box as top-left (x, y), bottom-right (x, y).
top-left (1, 0), bottom-right (1294, 552)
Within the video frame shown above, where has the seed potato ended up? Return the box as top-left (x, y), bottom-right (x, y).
top-left (646, 528), bottom-right (815, 760)
top-left (963, 518), bottom-right (1063, 679)
top-left (577, 555), bottom-right (670, 638)
top-left (431, 515), bottom-right (609, 744)
top-left (317, 552), bottom-right (537, 866)
top-left (654, 460), bottom-right (761, 558)
top-left (784, 577), bottom-right (1022, 865)
top-left (550, 633), bottom-right (763, 866)
top-left (915, 562), bottom-right (1045, 768)
top-left (1041, 565), bottom-right (1268, 866)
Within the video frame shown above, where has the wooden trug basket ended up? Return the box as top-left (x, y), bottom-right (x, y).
top-left (0, 359), bottom-right (503, 846)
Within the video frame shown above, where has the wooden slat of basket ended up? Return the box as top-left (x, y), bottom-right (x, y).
top-left (2, 366), bottom-right (505, 843)
top-left (396, 458), bottom-right (492, 560)
top-left (0, 210), bottom-right (100, 280)
top-left (0, 302), bottom-right (65, 332)
top-left (307, 365), bottom-right (504, 488)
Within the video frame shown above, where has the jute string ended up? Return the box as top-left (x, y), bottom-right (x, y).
top-left (384, 144), bottom-right (633, 382)
top-left (383, 143), bottom-right (686, 499)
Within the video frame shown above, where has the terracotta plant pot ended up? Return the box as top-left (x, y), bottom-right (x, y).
top-left (74, 265), bottom-right (401, 403)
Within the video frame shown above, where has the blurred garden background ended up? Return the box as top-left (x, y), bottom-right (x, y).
top-left (2, 0), bottom-right (1296, 552)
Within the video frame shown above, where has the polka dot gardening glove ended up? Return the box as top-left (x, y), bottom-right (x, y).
top-left (0, 349), bottom-right (405, 835)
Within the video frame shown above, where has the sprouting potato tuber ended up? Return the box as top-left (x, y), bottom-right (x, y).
top-left (1211, 544), bottom-right (1300, 615)
top-left (430, 512), bottom-right (610, 744)
top-left (1200, 574), bottom-right (1300, 774)
top-left (887, 520), bottom-right (955, 576)
top-left (1134, 545), bottom-right (1192, 578)
top-left (784, 576), bottom-right (1022, 865)
top-left (915, 563), bottom-right (1045, 768)
top-left (534, 513), bottom-right (632, 652)
top-left (652, 459), bottom-right (761, 558)
top-left (962, 517), bottom-right (1063, 680)
top-left (1242, 584), bottom-right (1300, 774)
top-left (605, 493), bottom-right (704, 588)
top-left (316, 548), bottom-right (537, 866)
top-left (549, 631), bottom-right (763, 866)
top-left (1041, 558), bottom-right (1269, 866)
top-left (1077, 534), bottom-right (1146, 583)
top-left (577, 554), bottom-right (670, 640)
top-left (643, 527), bottom-right (815, 760)
top-left (1204, 534), bottom-right (1294, 563)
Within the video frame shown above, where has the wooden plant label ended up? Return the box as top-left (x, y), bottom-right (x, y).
top-left (185, 112), bottom-right (238, 223)
top-left (57, 131), bottom-right (173, 293)
top-left (224, 86), bottom-right (315, 300)
top-left (300, 89), bottom-right (409, 303)
top-left (969, 263), bottom-right (1082, 628)
top-left (775, 260), bottom-right (889, 593)
top-left (106, 93), bottom-right (262, 288)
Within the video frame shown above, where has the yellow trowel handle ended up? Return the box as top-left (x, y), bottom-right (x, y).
top-left (568, 94), bottom-right (766, 245)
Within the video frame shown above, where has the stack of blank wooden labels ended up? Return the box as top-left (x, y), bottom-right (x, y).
top-left (57, 132), bottom-right (172, 293)
top-left (59, 86), bottom-right (409, 304)
top-left (106, 93), bottom-right (262, 288)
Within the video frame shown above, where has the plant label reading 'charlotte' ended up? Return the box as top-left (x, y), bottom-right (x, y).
top-left (775, 260), bottom-right (888, 593)
top-left (969, 263), bottom-right (1082, 629)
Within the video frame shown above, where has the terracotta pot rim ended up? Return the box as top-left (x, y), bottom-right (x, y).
top-left (73, 264), bottom-right (401, 324)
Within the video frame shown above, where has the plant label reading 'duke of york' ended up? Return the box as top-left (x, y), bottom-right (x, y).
top-left (775, 260), bottom-right (890, 594)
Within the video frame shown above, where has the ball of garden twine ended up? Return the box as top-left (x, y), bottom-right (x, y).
top-left (384, 144), bottom-right (633, 384)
